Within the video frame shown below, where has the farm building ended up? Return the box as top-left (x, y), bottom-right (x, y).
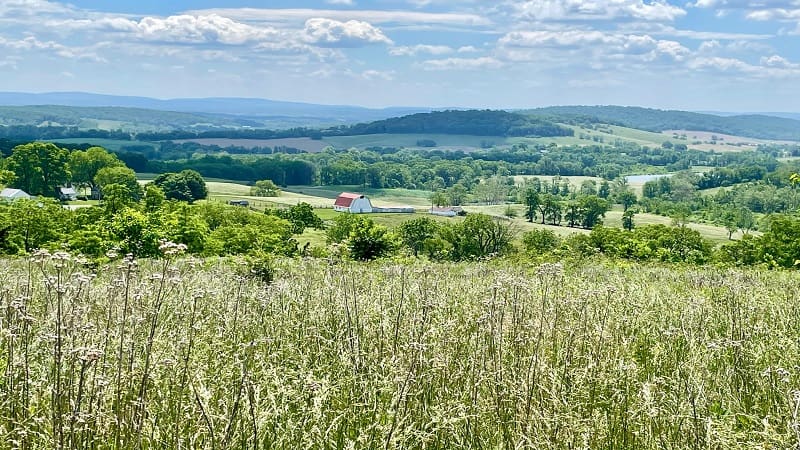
top-left (429, 206), bottom-right (464, 217)
top-left (334, 192), bottom-right (373, 213)
top-left (373, 206), bottom-right (415, 213)
top-left (58, 186), bottom-right (77, 201)
top-left (0, 188), bottom-right (31, 202)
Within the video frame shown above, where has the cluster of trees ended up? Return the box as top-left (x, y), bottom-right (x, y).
top-left (0, 142), bottom-right (210, 207)
top-left (0, 196), bottom-right (297, 258)
top-left (0, 143), bottom-right (139, 199)
top-left (127, 140), bottom-right (776, 195)
top-left (326, 213), bottom-right (516, 261)
top-left (521, 216), bottom-right (800, 269)
top-left (521, 225), bottom-right (712, 264)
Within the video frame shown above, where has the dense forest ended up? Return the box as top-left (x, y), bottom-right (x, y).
top-left (337, 110), bottom-right (574, 137)
top-left (527, 105), bottom-right (800, 140)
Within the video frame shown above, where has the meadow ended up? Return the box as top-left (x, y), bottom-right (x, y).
top-left (1, 253), bottom-right (799, 449)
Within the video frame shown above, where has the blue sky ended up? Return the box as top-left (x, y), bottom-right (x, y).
top-left (1, 0), bottom-right (800, 111)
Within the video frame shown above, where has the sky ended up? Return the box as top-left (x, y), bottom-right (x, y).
top-left (1, 0), bottom-right (800, 111)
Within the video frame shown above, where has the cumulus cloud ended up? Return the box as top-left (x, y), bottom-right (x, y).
top-left (498, 30), bottom-right (689, 60)
top-left (389, 44), bottom-right (453, 56)
top-left (420, 56), bottom-right (503, 70)
top-left (687, 54), bottom-right (800, 78)
top-left (184, 8), bottom-right (492, 27)
top-left (510, 0), bottom-right (686, 22)
top-left (761, 54), bottom-right (800, 68)
top-left (302, 18), bottom-right (392, 46)
top-left (48, 14), bottom-right (392, 51)
top-left (99, 14), bottom-right (281, 45)
top-left (687, 56), bottom-right (756, 72)
top-left (690, 0), bottom-right (800, 25)
top-left (0, 35), bottom-right (105, 61)
top-left (0, 0), bottom-right (74, 17)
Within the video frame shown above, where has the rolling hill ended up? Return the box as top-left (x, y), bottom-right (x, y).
top-left (525, 105), bottom-right (800, 141)
top-left (0, 91), bottom-right (432, 126)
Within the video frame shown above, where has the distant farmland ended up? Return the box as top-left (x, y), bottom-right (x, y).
top-left (172, 137), bottom-right (330, 152)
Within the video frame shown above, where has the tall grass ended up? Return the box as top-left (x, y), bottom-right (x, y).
top-left (0, 253), bottom-right (799, 448)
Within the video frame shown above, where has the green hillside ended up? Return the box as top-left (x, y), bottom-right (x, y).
top-left (337, 110), bottom-right (574, 137)
top-left (526, 105), bottom-right (800, 141)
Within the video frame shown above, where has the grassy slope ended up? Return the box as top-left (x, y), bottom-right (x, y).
top-left (3, 256), bottom-right (799, 448)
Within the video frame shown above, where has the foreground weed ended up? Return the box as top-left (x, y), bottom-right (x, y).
top-left (0, 255), bottom-right (799, 448)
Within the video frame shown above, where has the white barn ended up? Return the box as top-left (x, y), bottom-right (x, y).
top-left (0, 188), bottom-right (31, 202)
top-left (334, 192), bottom-right (373, 213)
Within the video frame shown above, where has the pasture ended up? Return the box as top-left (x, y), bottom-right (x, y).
top-left (172, 138), bottom-right (330, 153)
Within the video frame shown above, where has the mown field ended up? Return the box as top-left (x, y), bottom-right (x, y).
top-left (1, 254), bottom-right (799, 449)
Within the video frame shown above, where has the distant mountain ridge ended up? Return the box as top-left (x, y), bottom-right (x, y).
top-left (0, 92), bottom-right (799, 141)
top-left (525, 105), bottom-right (800, 141)
top-left (0, 91), bottom-right (432, 124)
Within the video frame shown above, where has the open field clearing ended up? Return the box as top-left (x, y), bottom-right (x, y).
top-left (173, 138), bottom-right (330, 152)
top-left (2, 255), bottom-right (800, 448)
top-left (663, 129), bottom-right (799, 146)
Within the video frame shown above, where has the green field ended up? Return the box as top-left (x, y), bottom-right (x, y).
top-left (199, 180), bottom-right (739, 244)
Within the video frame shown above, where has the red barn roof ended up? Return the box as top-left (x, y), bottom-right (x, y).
top-left (334, 192), bottom-right (364, 208)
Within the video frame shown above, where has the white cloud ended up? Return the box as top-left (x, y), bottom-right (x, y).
top-left (183, 8), bottom-right (492, 27)
top-left (687, 56), bottom-right (757, 72)
top-left (746, 8), bottom-right (800, 21)
top-left (326, 0), bottom-right (355, 5)
top-left (302, 18), bottom-right (392, 46)
top-left (498, 30), bottom-right (689, 60)
top-left (509, 0), bottom-right (686, 22)
top-left (389, 44), bottom-right (453, 56)
top-left (361, 69), bottom-right (394, 80)
top-left (761, 54), bottom-right (800, 68)
top-left (687, 54), bottom-right (800, 78)
top-left (420, 56), bottom-right (503, 70)
top-left (0, 0), bottom-right (74, 17)
top-left (622, 23), bottom-right (773, 40)
top-left (691, 0), bottom-right (799, 8)
top-left (0, 35), bottom-right (105, 61)
top-left (457, 45), bottom-right (480, 53)
top-left (103, 14), bottom-right (281, 45)
top-left (690, 0), bottom-right (800, 25)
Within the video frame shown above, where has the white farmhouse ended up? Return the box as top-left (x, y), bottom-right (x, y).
top-left (0, 188), bottom-right (31, 202)
top-left (334, 192), bottom-right (373, 213)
